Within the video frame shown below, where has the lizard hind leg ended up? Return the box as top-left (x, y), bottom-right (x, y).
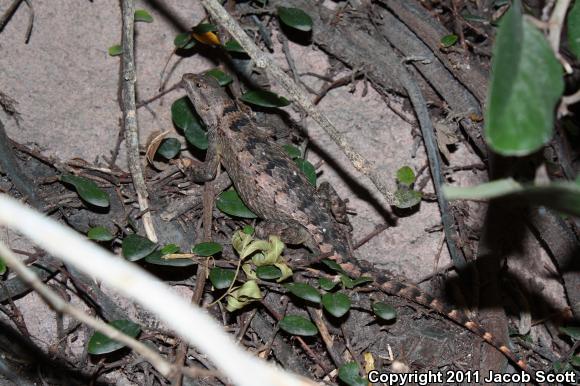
top-left (255, 220), bottom-right (319, 253)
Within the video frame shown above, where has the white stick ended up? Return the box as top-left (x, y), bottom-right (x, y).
top-left (0, 194), bottom-right (316, 386)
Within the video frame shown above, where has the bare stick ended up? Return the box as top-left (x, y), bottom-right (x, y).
top-left (0, 0), bottom-right (24, 33)
top-left (199, 0), bottom-right (395, 204)
top-left (120, 0), bottom-right (157, 241)
top-left (0, 241), bottom-right (216, 381)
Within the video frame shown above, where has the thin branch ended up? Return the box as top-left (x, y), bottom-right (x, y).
top-left (0, 241), bottom-right (218, 380)
top-left (0, 0), bottom-right (24, 33)
top-left (548, 0), bottom-right (573, 73)
top-left (199, 0), bottom-right (396, 204)
top-left (120, 0), bottom-right (157, 241)
top-left (0, 194), bottom-right (316, 386)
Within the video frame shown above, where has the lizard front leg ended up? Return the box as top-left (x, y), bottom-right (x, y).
top-left (177, 129), bottom-right (221, 183)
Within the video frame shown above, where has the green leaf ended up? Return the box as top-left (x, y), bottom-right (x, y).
top-left (338, 362), bottom-right (367, 386)
top-left (0, 256), bottom-right (6, 275)
top-left (318, 277), bottom-right (336, 291)
top-left (372, 302), bottom-right (397, 321)
top-left (192, 23), bottom-right (218, 34)
top-left (394, 189), bottom-right (422, 209)
top-left (277, 7), bottom-right (313, 32)
top-left (240, 90), bottom-right (290, 108)
top-left (171, 97), bottom-right (208, 150)
top-left (157, 138), bottom-right (181, 159)
top-left (485, 0), bottom-right (564, 156)
top-left (294, 159), bottom-right (317, 186)
top-left (440, 34), bottom-right (458, 47)
top-left (108, 44), bottom-right (123, 56)
top-left (87, 226), bottom-right (114, 242)
top-left (283, 144), bottom-right (301, 159)
top-left (396, 166), bottom-right (416, 186)
top-left (209, 267), bottom-right (235, 289)
top-left (134, 9), bottom-right (153, 23)
top-left (568, 0), bottom-right (580, 58)
top-left (560, 326), bottom-right (580, 340)
top-left (443, 178), bottom-right (580, 217)
top-left (87, 320), bottom-right (141, 355)
top-left (351, 276), bottom-right (374, 287)
top-left (322, 259), bottom-right (344, 273)
top-left (223, 39), bottom-right (245, 53)
top-left (279, 315), bottom-right (318, 336)
top-left (144, 244), bottom-right (194, 266)
top-left (322, 292), bottom-right (351, 318)
top-left (61, 175), bottom-right (110, 208)
top-left (174, 33), bottom-right (196, 49)
top-left (226, 280), bottom-right (262, 311)
top-left (242, 225), bottom-right (254, 235)
top-left (217, 189), bottom-right (257, 218)
top-left (286, 283), bottom-right (321, 303)
top-left (204, 69), bottom-right (233, 86)
top-left (256, 265), bottom-right (282, 280)
top-left (192, 242), bottom-right (222, 256)
top-left (572, 355), bottom-right (580, 368)
top-left (122, 234), bottom-right (157, 262)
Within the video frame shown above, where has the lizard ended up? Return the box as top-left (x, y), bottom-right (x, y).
top-left (178, 73), bottom-right (529, 373)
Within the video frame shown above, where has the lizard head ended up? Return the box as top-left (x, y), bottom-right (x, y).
top-left (182, 73), bottom-right (227, 128)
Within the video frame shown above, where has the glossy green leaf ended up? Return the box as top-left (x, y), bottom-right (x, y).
top-left (61, 175), bottom-right (110, 208)
top-left (240, 90), bottom-right (290, 108)
top-left (440, 34), bottom-right (458, 47)
top-left (134, 9), bottom-right (153, 23)
top-left (340, 274), bottom-right (372, 289)
top-left (322, 259), bottom-right (344, 273)
top-left (174, 33), bottom-right (196, 49)
top-left (108, 44), bottom-right (122, 56)
top-left (396, 166), bottom-right (416, 186)
top-left (372, 302), bottom-right (397, 321)
top-left (209, 267), bottom-right (235, 289)
top-left (485, 0), bottom-right (564, 156)
top-left (394, 189), bottom-right (422, 209)
top-left (192, 23), bottom-right (218, 34)
top-left (443, 178), bottom-right (580, 217)
top-left (0, 256), bottom-right (6, 275)
top-left (294, 159), bottom-right (316, 186)
top-left (560, 326), bottom-right (580, 340)
top-left (568, 0), bottom-right (580, 58)
top-left (156, 138), bottom-right (181, 159)
top-left (256, 265), bottom-right (282, 280)
top-left (318, 277), bottom-right (336, 291)
top-left (217, 189), bottom-right (257, 218)
top-left (283, 144), bottom-right (301, 159)
top-left (87, 226), bottom-right (114, 242)
top-left (143, 243), bottom-right (184, 266)
top-left (87, 320), bottom-right (141, 355)
top-left (286, 283), bottom-right (321, 303)
top-left (278, 7), bottom-right (313, 32)
top-left (242, 225), bottom-right (255, 235)
top-left (192, 242), bottom-right (223, 256)
top-left (122, 234), bottom-right (157, 262)
top-left (171, 97), bottom-right (208, 150)
top-left (204, 69), bottom-right (233, 86)
top-left (224, 39), bottom-right (245, 53)
top-left (338, 362), bottom-right (367, 386)
top-left (279, 315), bottom-right (318, 336)
top-left (322, 292), bottom-right (351, 318)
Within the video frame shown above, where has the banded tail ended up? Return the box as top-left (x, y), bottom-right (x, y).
top-left (337, 259), bottom-right (531, 375)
